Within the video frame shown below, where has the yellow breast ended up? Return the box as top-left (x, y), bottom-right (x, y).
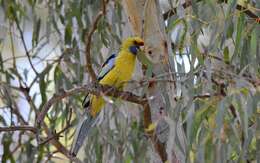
top-left (90, 50), bottom-right (136, 117)
top-left (99, 50), bottom-right (136, 88)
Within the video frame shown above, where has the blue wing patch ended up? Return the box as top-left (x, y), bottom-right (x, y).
top-left (98, 53), bottom-right (116, 81)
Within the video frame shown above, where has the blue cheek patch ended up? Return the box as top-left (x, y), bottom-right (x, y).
top-left (129, 45), bottom-right (139, 55)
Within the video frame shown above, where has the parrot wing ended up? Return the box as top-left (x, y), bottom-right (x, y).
top-left (97, 53), bottom-right (116, 81)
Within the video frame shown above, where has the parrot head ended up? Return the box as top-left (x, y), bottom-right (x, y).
top-left (122, 37), bottom-right (144, 55)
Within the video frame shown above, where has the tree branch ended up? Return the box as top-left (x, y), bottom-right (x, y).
top-left (0, 125), bottom-right (36, 133)
top-left (39, 124), bottom-right (72, 146)
top-left (36, 83), bottom-right (147, 125)
top-left (85, 0), bottom-right (109, 81)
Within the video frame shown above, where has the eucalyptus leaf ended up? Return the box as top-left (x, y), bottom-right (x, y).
top-left (65, 24), bottom-right (72, 45)
top-left (32, 18), bottom-right (41, 47)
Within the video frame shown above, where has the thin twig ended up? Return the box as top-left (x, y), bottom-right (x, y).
top-left (41, 123), bottom-right (82, 163)
top-left (0, 125), bottom-right (36, 133)
top-left (13, 16), bottom-right (39, 76)
top-left (0, 84), bottom-right (28, 124)
top-left (28, 47), bottom-right (67, 89)
top-left (39, 124), bottom-right (72, 145)
top-left (0, 81), bottom-right (21, 92)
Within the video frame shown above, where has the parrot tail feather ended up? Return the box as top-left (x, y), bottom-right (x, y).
top-left (70, 112), bottom-right (96, 156)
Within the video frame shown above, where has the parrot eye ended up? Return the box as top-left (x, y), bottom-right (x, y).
top-left (133, 40), bottom-right (138, 45)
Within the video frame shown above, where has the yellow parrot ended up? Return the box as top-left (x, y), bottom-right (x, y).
top-left (71, 36), bottom-right (144, 156)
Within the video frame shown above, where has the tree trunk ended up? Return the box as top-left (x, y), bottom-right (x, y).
top-left (123, 0), bottom-right (186, 162)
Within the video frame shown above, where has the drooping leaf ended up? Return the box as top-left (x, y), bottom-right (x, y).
top-left (223, 46), bottom-right (230, 64)
top-left (65, 24), bottom-right (72, 45)
top-left (0, 52), bottom-right (3, 71)
top-left (23, 68), bottom-right (29, 81)
top-left (32, 18), bottom-right (41, 47)
top-left (232, 13), bottom-right (245, 61)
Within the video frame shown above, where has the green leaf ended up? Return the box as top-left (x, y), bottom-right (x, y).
top-left (23, 68), bottom-right (29, 81)
top-left (52, 15), bottom-right (62, 34)
top-left (24, 140), bottom-right (36, 162)
top-left (5, 71), bottom-right (15, 83)
top-left (0, 52), bottom-right (3, 71)
top-left (124, 155), bottom-right (133, 163)
top-left (226, 22), bottom-right (234, 38)
top-left (95, 144), bottom-right (103, 163)
top-left (232, 13), bottom-right (245, 61)
top-left (65, 24), bottom-right (72, 45)
top-left (223, 46), bottom-right (230, 64)
top-left (188, 100), bottom-right (216, 144)
top-left (215, 97), bottom-right (229, 135)
top-left (39, 64), bottom-right (53, 109)
top-left (32, 18), bottom-right (41, 47)
top-left (250, 29), bottom-right (257, 55)
top-left (8, 68), bottom-right (22, 80)
top-left (240, 36), bottom-right (250, 68)
top-left (0, 115), bottom-right (7, 126)
top-left (166, 18), bottom-right (183, 32)
top-left (39, 74), bottom-right (47, 106)
top-left (59, 15), bottom-right (65, 25)
top-left (36, 145), bottom-right (44, 163)
top-left (54, 65), bottom-right (62, 83)
top-left (166, 19), bottom-right (187, 52)
top-left (27, 0), bottom-right (36, 7)
top-left (6, 3), bottom-right (16, 20)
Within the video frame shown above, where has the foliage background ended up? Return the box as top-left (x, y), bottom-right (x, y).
top-left (0, 0), bottom-right (259, 163)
